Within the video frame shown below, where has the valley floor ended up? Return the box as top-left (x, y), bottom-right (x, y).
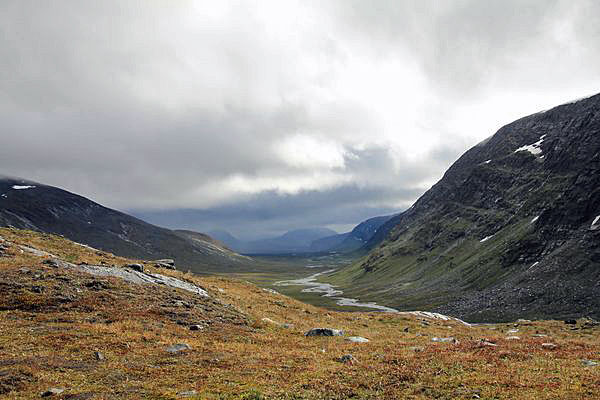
top-left (0, 228), bottom-right (599, 399)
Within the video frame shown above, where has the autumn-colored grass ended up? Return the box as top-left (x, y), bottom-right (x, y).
top-left (0, 228), bottom-right (598, 399)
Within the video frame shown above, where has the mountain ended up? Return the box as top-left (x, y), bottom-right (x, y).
top-left (328, 94), bottom-right (600, 322)
top-left (240, 227), bottom-right (338, 254)
top-left (309, 232), bottom-right (350, 253)
top-left (208, 229), bottom-right (243, 250)
top-left (211, 227), bottom-right (338, 254)
top-left (0, 176), bottom-right (252, 272)
top-left (310, 215), bottom-right (395, 253)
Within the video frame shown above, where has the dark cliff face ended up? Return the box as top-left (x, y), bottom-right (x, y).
top-left (0, 178), bottom-right (250, 271)
top-left (332, 94), bottom-right (600, 322)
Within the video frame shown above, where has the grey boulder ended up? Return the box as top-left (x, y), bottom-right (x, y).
top-left (166, 343), bottom-right (192, 353)
top-left (305, 328), bottom-right (344, 337)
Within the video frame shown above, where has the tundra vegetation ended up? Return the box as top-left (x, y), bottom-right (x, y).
top-left (0, 228), bottom-right (598, 399)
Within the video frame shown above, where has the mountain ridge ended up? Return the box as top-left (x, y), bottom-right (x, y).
top-left (210, 227), bottom-right (338, 254)
top-left (327, 93), bottom-right (600, 322)
top-left (0, 176), bottom-right (252, 272)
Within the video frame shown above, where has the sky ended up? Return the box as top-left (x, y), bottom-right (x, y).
top-left (1, 0), bottom-right (600, 239)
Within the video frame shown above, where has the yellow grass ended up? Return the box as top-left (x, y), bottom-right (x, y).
top-left (0, 228), bottom-right (599, 399)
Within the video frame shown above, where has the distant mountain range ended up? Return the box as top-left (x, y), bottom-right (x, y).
top-left (210, 227), bottom-right (337, 254)
top-left (209, 216), bottom-right (396, 255)
top-left (0, 177), bottom-right (252, 272)
top-left (328, 93), bottom-right (600, 322)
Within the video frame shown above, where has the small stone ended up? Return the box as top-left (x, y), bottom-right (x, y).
top-left (408, 346), bottom-right (425, 352)
top-left (581, 359), bottom-right (598, 367)
top-left (305, 328), bottom-right (344, 337)
top-left (94, 351), bottom-right (105, 361)
top-left (281, 323), bottom-right (294, 329)
top-left (43, 259), bottom-right (60, 267)
top-left (516, 319), bottom-right (532, 324)
top-left (189, 325), bottom-right (203, 331)
top-left (541, 343), bottom-right (557, 350)
top-left (155, 262), bottom-right (175, 270)
top-left (507, 329), bottom-right (519, 333)
top-left (431, 337), bottom-right (458, 343)
top-left (479, 340), bottom-right (498, 347)
top-left (262, 317), bottom-right (281, 326)
top-left (506, 336), bottom-right (521, 340)
top-left (154, 259), bottom-right (175, 266)
top-left (346, 336), bottom-right (369, 343)
top-left (166, 343), bottom-right (192, 353)
top-left (532, 334), bottom-right (548, 337)
top-left (177, 390), bottom-right (198, 398)
top-left (41, 388), bottom-right (65, 397)
top-left (126, 263), bottom-right (144, 272)
top-left (31, 286), bottom-right (44, 294)
top-left (337, 354), bottom-right (356, 364)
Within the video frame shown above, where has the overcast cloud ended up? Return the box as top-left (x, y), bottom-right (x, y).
top-left (1, 0), bottom-right (599, 239)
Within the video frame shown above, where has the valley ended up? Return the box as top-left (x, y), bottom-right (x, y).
top-left (2, 2), bottom-right (600, 398)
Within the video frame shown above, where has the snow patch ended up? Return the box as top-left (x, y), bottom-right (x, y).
top-left (514, 135), bottom-right (546, 156)
top-left (483, 159), bottom-right (491, 164)
top-left (402, 311), bottom-right (471, 326)
top-left (12, 185), bottom-right (36, 190)
top-left (479, 235), bottom-right (495, 243)
top-left (528, 261), bottom-right (540, 270)
top-left (531, 216), bottom-right (539, 224)
top-left (591, 215), bottom-right (600, 230)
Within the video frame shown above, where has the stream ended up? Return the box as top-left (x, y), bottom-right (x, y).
top-left (275, 269), bottom-right (399, 313)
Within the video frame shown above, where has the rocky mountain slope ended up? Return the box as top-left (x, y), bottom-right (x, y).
top-left (0, 177), bottom-right (252, 272)
top-left (328, 94), bottom-right (600, 322)
top-left (1, 228), bottom-right (598, 399)
top-left (310, 215), bottom-right (395, 253)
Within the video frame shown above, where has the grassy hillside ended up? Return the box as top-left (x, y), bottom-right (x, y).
top-left (1, 228), bottom-right (599, 399)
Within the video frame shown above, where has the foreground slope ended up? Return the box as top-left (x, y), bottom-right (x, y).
top-left (0, 228), bottom-right (598, 399)
top-left (329, 94), bottom-right (600, 322)
top-left (0, 177), bottom-right (252, 272)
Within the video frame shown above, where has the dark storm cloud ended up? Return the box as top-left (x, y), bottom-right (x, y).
top-left (1, 1), bottom-right (599, 240)
top-left (132, 142), bottom-right (465, 238)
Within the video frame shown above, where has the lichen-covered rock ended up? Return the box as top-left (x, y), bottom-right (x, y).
top-left (346, 336), bottom-right (369, 343)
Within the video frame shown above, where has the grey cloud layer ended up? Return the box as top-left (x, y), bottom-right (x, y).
top-left (1, 1), bottom-right (599, 238)
top-left (330, 0), bottom-right (600, 95)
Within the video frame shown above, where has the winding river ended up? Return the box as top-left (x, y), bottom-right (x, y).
top-left (275, 269), bottom-right (399, 313)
